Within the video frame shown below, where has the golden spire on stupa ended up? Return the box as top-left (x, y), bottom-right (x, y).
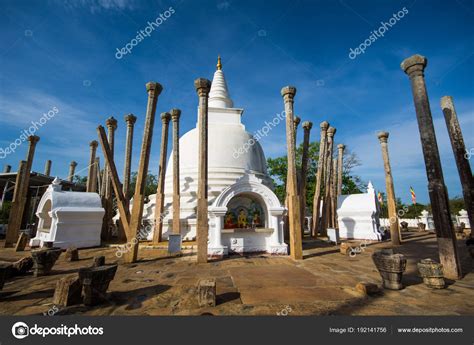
top-left (217, 55), bottom-right (222, 70)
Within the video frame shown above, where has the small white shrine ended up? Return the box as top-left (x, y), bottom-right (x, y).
top-left (142, 58), bottom-right (287, 257)
top-left (456, 209), bottom-right (471, 229)
top-left (419, 209), bottom-right (435, 230)
top-left (29, 178), bottom-right (104, 249)
top-left (336, 181), bottom-right (383, 241)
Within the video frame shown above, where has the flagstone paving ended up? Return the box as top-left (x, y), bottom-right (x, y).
top-left (0, 231), bottom-right (472, 316)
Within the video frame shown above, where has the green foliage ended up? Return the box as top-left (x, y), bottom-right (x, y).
top-left (128, 171), bottom-right (158, 199)
top-left (266, 141), bottom-right (363, 213)
top-left (0, 201), bottom-right (11, 224)
top-left (449, 196), bottom-right (466, 216)
top-left (72, 175), bottom-right (87, 185)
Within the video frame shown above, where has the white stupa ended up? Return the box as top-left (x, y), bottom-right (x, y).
top-left (144, 57), bottom-right (287, 257)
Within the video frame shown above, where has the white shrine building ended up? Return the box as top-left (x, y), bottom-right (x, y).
top-left (144, 58), bottom-right (288, 257)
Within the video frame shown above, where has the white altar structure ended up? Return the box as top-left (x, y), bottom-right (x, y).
top-left (142, 58), bottom-right (287, 257)
top-left (456, 209), bottom-right (471, 229)
top-left (419, 209), bottom-right (435, 230)
top-left (29, 178), bottom-right (104, 249)
top-left (336, 182), bottom-right (383, 241)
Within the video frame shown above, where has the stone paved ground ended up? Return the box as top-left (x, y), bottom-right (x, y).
top-left (0, 231), bottom-right (472, 316)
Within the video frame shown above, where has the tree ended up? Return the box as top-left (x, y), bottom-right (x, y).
top-left (266, 141), bottom-right (363, 213)
top-left (128, 171), bottom-right (158, 199)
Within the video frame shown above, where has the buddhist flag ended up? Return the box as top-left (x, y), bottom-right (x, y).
top-left (410, 186), bottom-right (416, 204)
top-left (377, 192), bottom-right (383, 205)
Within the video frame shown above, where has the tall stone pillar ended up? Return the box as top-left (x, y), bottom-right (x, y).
top-left (68, 161), bottom-right (77, 182)
top-left (312, 121), bottom-right (329, 237)
top-left (102, 117), bottom-right (117, 240)
top-left (3, 165), bottom-right (11, 173)
top-left (281, 86), bottom-right (303, 260)
top-left (377, 132), bottom-right (401, 245)
top-left (195, 78), bottom-right (212, 263)
top-left (44, 160), bottom-right (52, 176)
top-left (152, 112), bottom-right (171, 244)
top-left (5, 160), bottom-right (26, 247)
top-left (331, 157), bottom-right (338, 228)
top-left (86, 140), bottom-right (98, 192)
top-left (128, 81), bottom-right (163, 263)
top-left (401, 54), bottom-right (461, 279)
top-left (321, 127), bottom-right (335, 235)
top-left (337, 144), bottom-right (345, 196)
top-left (123, 114), bottom-right (137, 198)
top-left (441, 96), bottom-right (474, 230)
top-left (299, 121), bottom-right (312, 234)
top-left (171, 108), bottom-right (181, 235)
top-left (5, 135), bottom-right (39, 247)
top-left (91, 157), bottom-right (99, 193)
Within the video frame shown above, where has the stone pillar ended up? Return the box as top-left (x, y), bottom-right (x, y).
top-left (5, 160), bottom-right (26, 247)
top-left (321, 127), bottom-right (335, 236)
top-left (299, 121), bottom-right (312, 234)
top-left (3, 165), bottom-right (11, 173)
top-left (337, 144), bottom-right (345, 196)
top-left (195, 78), bottom-right (212, 263)
top-left (312, 121), bottom-right (329, 237)
top-left (152, 112), bottom-right (171, 244)
top-left (86, 140), bottom-right (98, 192)
top-left (123, 114), bottom-right (137, 198)
top-left (44, 160), bottom-right (52, 176)
top-left (91, 157), bottom-right (99, 193)
top-left (281, 86), bottom-right (303, 260)
top-left (128, 81), bottom-right (163, 263)
top-left (401, 54), bottom-right (461, 279)
top-left (331, 157), bottom-right (338, 228)
top-left (104, 116), bottom-right (118, 199)
top-left (102, 117), bottom-right (117, 240)
top-left (441, 96), bottom-right (474, 230)
top-left (5, 136), bottom-right (40, 247)
top-left (377, 132), bottom-right (401, 246)
top-left (293, 116), bottom-right (301, 148)
top-left (171, 109), bottom-right (181, 235)
top-left (68, 161), bottom-right (77, 182)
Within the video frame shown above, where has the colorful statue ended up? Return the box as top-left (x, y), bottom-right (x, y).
top-left (237, 209), bottom-right (248, 228)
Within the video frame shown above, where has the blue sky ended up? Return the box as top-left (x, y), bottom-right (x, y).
top-left (0, 0), bottom-right (473, 205)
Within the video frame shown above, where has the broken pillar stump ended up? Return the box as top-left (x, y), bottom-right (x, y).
top-left (79, 264), bottom-right (118, 306)
top-left (92, 256), bottom-right (105, 267)
top-left (14, 233), bottom-right (28, 252)
top-left (65, 247), bottom-right (79, 262)
top-left (355, 282), bottom-right (380, 296)
top-left (198, 278), bottom-right (216, 307)
top-left (53, 275), bottom-right (82, 306)
top-left (31, 248), bottom-right (62, 277)
top-left (11, 257), bottom-right (33, 276)
top-left (400, 221), bottom-right (409, 231)
top-left (372, 248), bottom-right (407, 290)
top-left (417, 259), bottom-right (445, 289)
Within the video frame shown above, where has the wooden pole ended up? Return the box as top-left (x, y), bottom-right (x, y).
top-left (401, 54), bottom-right (461, 279)
top-left (5, 160), bottom-right (26, 247)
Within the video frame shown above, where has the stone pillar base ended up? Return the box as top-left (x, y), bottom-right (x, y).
top-left (269, 244), bottom-right (288, 255)
top-left (207, 245), bottom-right (228, 259)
